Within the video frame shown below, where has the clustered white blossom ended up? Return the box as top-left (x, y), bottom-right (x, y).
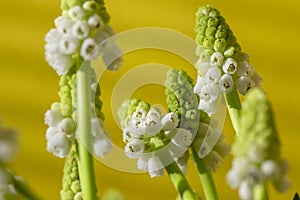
top-left (122, 107), bottom-right (193, 177)
top-left (226, 146), bottom-right (290, 200)
top-left (194, 51), bottom-right (262, 115)
top-left (0, 122), bottom-right (17, 163)
top-left (45, 102), bottom-right (112, 158)
top-left (45, 3), bottom-right (123, 76)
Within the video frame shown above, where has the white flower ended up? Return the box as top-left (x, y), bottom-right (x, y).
top-left (148, 156), bottom-right (164, 178)
top-left (200, 84), bottom-right (219, 102)
top-left (196, 61), bottom-right (210, 75)
top-left (124, 139), bottom-right (144, 158)
top-left (236, 76), bottom-right (256, 95)
top-left (222, 58), bottom-right (238, 74)
top-left (88, 14), bottom-right (103, 29)
top-left (101, 41), bottom-right (123, 71)
top-left (72, 21), bottom-right (89, 40)
top-left (130, 117), bottom-right (146, 134)
top-left (45, 29), bottom-right (62, 45)
top-left (80, 38), bottom-right (101, 60)
top-left (194, 76), bottom-right (206, 95)
top-left (198, 99), bottom-right (217, 116)
top-left (247, 166), bottom-right (264, 185)
top-left (56, 17), bottom-right (73, 35)
top-left (91, 118), bottom-right (105, 136)
top-left (59, 35), bottom-right (79, 54)
top-left (137, 154), bottom-right (150, 171)
top-left (205, 67), bottom-right (221, 84)
top-left (46, 52), bottom-right (73, 75)
top-left (168, 142), bottom-right (186, 159)
top-left (46, 127), bottom-right (58, 140)
top-left (0, 136), bottom-right (17, 163)
top-left (57, 118), bottom-right (75, 134)
top-left (94, 31), bottom-right (109, 48)
top-left (122, 127), bottom-right (133, 143)
top-left (161, 112), bottom-right (179, 131)
top-left (238, 181), bottom-right (253, 200)
top-left (47, 132), bottom-right (71, 158)
top-left (236, 61), bottom-right (252, 77)
top-left (93, 136), bottom-right (112, 158)
top-left (260, 160), bottom-right (281, 180)
top-left (44, 109), bottom-right (63, 127)
top-left (247, 145), bottom-right (266, 163)
top-left (219, 74), bottom-right (234, 94)
top-left (210, 52), bottom-right (224, 67)
top-left (204, 150), bottom-right (222, 172)
top-left (132, 110), bottom-right (147, 119)
top-left (171, 128), bottom-right (193, 149)
top-left (68, 6), bottom-right (85, 20)
top-left (227, 158), bottom-right (250, 189)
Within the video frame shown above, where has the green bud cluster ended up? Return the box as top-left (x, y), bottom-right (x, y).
top-left (90, 68), bottom-right (105, 121)
top-left (61, 145), bottom-right (82, 200)
top-left (61, 0), bottom-right (110, 23)
top-left (232, 88), bottom-right (280, 159)
top-left (59, 74), bottom-right (76, 117)
top-left (165, 69), bottom-right (199, 134)
top-left (195, 5), bottom-right (241, 56)
top-left (165, 69), bottom-right (230, 172)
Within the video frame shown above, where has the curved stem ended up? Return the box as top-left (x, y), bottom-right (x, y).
top-left (225, 88), bottom-right (241, 135)
top-left (192, 148), bottom-right (219, 200)
top-left (12, 175), bottom-right (40, 200)
top-left (76, 59), bottom-right (97, 199)
top-left (254, 184), bottom-right (269, 200)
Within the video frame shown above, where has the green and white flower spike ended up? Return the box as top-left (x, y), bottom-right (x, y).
top-left (227, 88), bottom-right (290, 200)
top-left (61, 144), bottom-right (83, 200)
top-left (194, 5), bottom-right (262, 119)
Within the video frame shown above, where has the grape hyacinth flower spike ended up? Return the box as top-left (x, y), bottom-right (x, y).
top-left (44, 0), bottom-right (122, 199)
top-left (226, 88), bottom-right (290, 200)
top-left (194, 5), bottom-right (262, 134)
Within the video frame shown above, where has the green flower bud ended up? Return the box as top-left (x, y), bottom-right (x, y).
top-left (205, 26), bottom-right (217, 37)
top-left (215, 28), bottom-right (227, 39)
top-left (61, 145), bottom-right (82, 200)
top-left (214, 38), bottom-right (226, 52)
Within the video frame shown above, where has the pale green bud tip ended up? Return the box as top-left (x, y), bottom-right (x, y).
top-left (195, 5), bottom-right (240, 54)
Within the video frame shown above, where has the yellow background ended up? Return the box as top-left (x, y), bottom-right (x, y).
top-left (0, 0), bottom-right (299, 199)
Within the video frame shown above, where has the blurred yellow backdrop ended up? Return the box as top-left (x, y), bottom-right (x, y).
top-left (0, 0), bottom-right (299, 199)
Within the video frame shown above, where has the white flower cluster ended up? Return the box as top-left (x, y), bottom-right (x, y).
top-left (194, 51), bottom-right (262, 115)
top-left (45, 4), bottom-right (122, 76)
top-left (45, 102), bottom-right (111, 158)
top-left (123, 108), bottom-right (193, 177)
top-left (226, 146), bottom-right (290, 200)
top-left (193, 120), bottom-right (230, 172)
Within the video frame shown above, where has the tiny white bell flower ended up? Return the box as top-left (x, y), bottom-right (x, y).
top-left (219, 74), bottom-right (234, 94)
top-left (130, 117), bottom-right (145, 133)
top-left (260, 160), bottom-right (281, 180)
top-left (122, 127), bottom-right (133, 143)
top-left (210, 52), bottom-right (224, 67)
top-left (161, 112), bottom-right (179, 131)
top-left (59, 35), bottom-right (79, 54)
top-left (45, 29), bottom-right (62, 44)
top-left (88, 14), bottom-right (103, 29)
top-left (137, 154), bottom-right (150, 171)
top-left (236, 76), bottom-right (256, 95)
top-left (148, 156), bottom-right (164, 178)
top-left (68, 6), bottom-right (85, 20)
top-left (222, 58), bottom-right (238, 74)
top-left (236, 61), bottom-right (252, 77)
top-left (91, 118), bottom-right (104, 137)
top-left (80, 38), bottom-right (101, 60)
top-left (47, 132), bottom-right (71, 158)
top-left (132, 110), bottom-right (147, 119)
top-left (46, 127), bottom-right (58, 140)
top-left (168, 142), bottom-right (186, 159)
top-left (57, 18), bottom-right (73, 35)
top-left (226, 168), bottom-right (243, 189)
top-left (198, 99), bottom-right (217, 116)
top-left (46, 52), bottom-right (73, 75)
top-left (101, 40), bottom-right (123, 71)
top-left (205, 67), bottom-right (221, 84)
top-left (194, 75), bottom-right (206, 95)
top-left (125, 139), bottom-right (144, 158)
top-left (194, 138), bottom-right (211, 158)
top-left (196, 61), bottom-right (210, 75)
top-left (57, 118), bottom-right (75, 134)
top-left (94, 136), bottom-right (112, 158)
top-left (72, 21), bottom-right (89, 40)
top-left (144, 118), bottom-right (163, 136)
top-left (171, 128), bottom-right (193, 149)
top-left (204, 150), bottom-right (222, 172)
top-left (200, 84), bottom-right (219, 102)
top-left (238, 181), bottom-right (253, 200)
top-left (44, 109), bottom-right (63, 127)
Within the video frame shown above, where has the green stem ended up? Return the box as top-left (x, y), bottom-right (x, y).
top-left (76, 58), bottom-right (97, 199)
top-left (225, 88), bottom-right (242, 135)
top-left (164, 162), bottom-right (198, 200)
top-left (192, 148), bottom-right (218, 200)
top-left (12, 175), bottom-right (40, 200)
top-left (254, 184), bottom-right (269, 200)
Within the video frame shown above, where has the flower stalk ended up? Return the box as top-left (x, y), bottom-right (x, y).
top-left (76, 58), bottom-right (97, 199)
top-left (225, 89), bottom-right (241, 135)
